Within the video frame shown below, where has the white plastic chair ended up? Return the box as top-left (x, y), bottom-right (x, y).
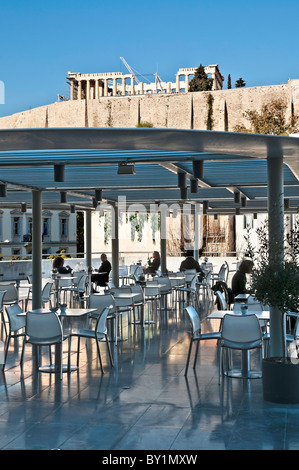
top-left (127, 284), bottom-right (145, 324)
top-left (20, 310), bottom-right (68, 380)
top-left (156, 277), bottom-right (173, 311)
top-left (25, 275), bottom-right (32, 310)
top-left (3, 304), bottom-right (26, 368)
top-left (88, 293), bottom-right (117, 341)
top-left (144, 284), bottom-right (161, 320)
top-left (68, 306), bottom-right (113, 373)
top-left (0, 290), bottom-right (8, 336)
top-left (211, 263), bottom-right (228, 284)
top-left (219, 313), bottom-right (263, 384)
top-left (197, 270), bottom-right (212, 300)
top-left (184, 306), bottom-right (221, 375)
top-left (42, 282), bottom-right (54, 308)
top-left (69, 274), bottom-right (88, 306)
top-left (176, 276), bottom-right (198, 309)
top-left (181, 269), bottom-right (197, 285)
top-left (0, 284), bottom-right (19, 309)
top-left (88, 293), bottom-right (116, 322)
top-left (57, 274), bottom-right (73, 304)
top-left (214, 290), bottom-right (227, 310)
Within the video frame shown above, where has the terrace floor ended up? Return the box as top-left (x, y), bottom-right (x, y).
top-left (1, 291), bottom-right (299, 451)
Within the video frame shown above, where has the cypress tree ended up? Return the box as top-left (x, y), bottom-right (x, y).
top-left (189, 65), bottom-right (213, 92)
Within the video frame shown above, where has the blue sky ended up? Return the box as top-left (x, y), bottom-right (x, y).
top-left (0, 0), bottom-right (298, 117)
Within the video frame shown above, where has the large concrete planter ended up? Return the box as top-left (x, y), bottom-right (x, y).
top-left (262, 358), bottom-right (299, 404)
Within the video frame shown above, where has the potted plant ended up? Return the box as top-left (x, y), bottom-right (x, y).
top-left (247, 219), bottom-right (299, 403)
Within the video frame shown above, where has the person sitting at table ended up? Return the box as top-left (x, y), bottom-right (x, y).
top-left (52, 256), bottom-right (72, 274)
top-left (179, 250), bottom-right (204, 277)
top-left (91, 253), bottom-right (111, 288)
top-left (143, 251), bottom-right (161, 275)
top-left (231, 259), bottom-right (254, 298)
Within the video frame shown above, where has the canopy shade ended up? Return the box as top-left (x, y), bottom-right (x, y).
top-left (0, 127), bottom-right (298, 213)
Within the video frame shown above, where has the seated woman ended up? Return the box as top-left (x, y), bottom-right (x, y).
top-left (231, 259), bottom-right (254, 298)
top-left (143, 251), bottom-right (161, 275)
top-left (52, 256), bottom-right (72, 274)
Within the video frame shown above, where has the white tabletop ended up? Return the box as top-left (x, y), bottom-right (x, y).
top-left (21, 308), bottom-right (96, 317)
top-left (234, 293), bottom-right (250, 300)
top-left (208, 309), bottom-right (270, 321)
top-left (112, 292), bottom-right (140, 299)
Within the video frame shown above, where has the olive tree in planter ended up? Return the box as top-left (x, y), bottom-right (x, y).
top-left (248, 219), bottom-right (299, 403)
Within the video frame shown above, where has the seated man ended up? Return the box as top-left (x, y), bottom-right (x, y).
top-left (231, 259), bottom-right (254, 298)
top-left (91, 253), bottom-right (111, 287)
top-left (180, 250), bottom-right (204, 275)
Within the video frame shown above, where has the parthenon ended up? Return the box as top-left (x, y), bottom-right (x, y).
top-left (67, 64), bottom-right (224, 99)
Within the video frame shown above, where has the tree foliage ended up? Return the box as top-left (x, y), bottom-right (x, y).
top-left (234, 99), bottom-right (299, 136)
top-left (227, 74), bottom-right (232, 89)
top-left (188, 65), bottom-right (213, 92)
top-left (235, 77), bottom-right (246, 88)
top-left (245, 218), bottom-right (299, 360)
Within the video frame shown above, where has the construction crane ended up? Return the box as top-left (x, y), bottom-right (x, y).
top-left (120, 57), bottom-right (164, 92)
top-left (120, 57), bottom-right (141, 84)
top-left (154, 72), bottom-right (164, 93)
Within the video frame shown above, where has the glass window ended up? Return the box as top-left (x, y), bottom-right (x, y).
top-left (60, 218), bottom-right (68, 237)
top-left (13, 217), bottom-right (20, 236)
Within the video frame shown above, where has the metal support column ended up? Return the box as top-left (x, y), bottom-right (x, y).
top-left (267, 155), bottom-right (284, 357)
top-left (160, 206), bottom-right (167, 274)
top-left (84, 210), bottom-right (92, 271)
top-left (111, 203), bottom-right (119, 287)
top-left (32, 190), bottom-right (42, 309)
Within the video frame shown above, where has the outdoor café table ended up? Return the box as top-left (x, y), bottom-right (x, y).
top-left (208, 309), bottom-right (270, 379)
top-left (234, 293), bottom-right (250, 302)
top-left (19, 308), bottom-right (96, 373)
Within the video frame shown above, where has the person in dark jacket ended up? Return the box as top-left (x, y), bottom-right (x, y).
top-left (180, 250), bottom-right (204, 275)
top-left (231, 259), bottom-right (254, 297)
top-left (91, 253), bottom-right (112, 287)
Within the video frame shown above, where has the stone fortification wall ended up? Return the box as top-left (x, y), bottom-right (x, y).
top-left (0, 81), bottom-right (298, 132)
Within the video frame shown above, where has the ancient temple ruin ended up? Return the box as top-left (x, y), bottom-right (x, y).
top-left (67, 64), bottom-right (224, 99)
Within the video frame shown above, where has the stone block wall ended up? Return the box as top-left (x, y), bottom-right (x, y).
top-left (0, 81), bottom-right (297, 133)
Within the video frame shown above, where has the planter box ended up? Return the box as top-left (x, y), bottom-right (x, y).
top-left (262, 357), bottom-right (299, 404)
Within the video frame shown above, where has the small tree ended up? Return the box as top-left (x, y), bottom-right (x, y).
top-left (206, 93), bottom-right (214, 130)
top-left (246, 218), bottom-right (299, 362)
top-left (235, 77), bottom-right (246, 88)
top-left (188, 65), bottom-right (213, 92)
top-left (234, 99), bottom-right (299, 135)
top-left (227, 74), bottom-right (232, 89)
top-left (136, 121), bottom-right (153, 128)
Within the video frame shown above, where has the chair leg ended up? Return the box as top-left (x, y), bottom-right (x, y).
top-left (76, 336), bottom-right (80, 367)
top-left (218, 346), bottom-right (223, 385)
top-left (96, 339), bottom-right (104, 374)
top-left (4, 332), bottom-right (11, 368)
top-left (193, 340), bottom-right (200, 369)
top-left (105, 334), bottom-right (113, 367)
top-left (1, 311), bottom-right (7, 338)
top-left (20, 339), bottom-right (26, 378)
top-left (59, 343), bottom-right (63, 380)
top-left (184, 339), bottom-right (193, 376)
top-left (68, 336), bottom-right (72, 371)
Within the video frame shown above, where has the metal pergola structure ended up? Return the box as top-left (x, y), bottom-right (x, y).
top-left (0, 127), bottom-right (298, 356)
